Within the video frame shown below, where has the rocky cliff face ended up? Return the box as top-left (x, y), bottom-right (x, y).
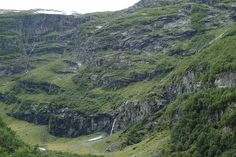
top-left (76, 1), bottom-right (233, 61)
top-left (111, 69), bottom-right (236, 133)
top-left (0, 13), bottom-right (87, 54)
top-left (16, 80), bottom-right (64, 94)
top-left (77, 12), bottom-right (194, 55)
top-left (49, 112), bottom-right (112, 137)
top-left (0, 13), bottom-right (93, 78)
top-left (0, 65), bottom-right (25, 76)
top-left (214, 72), bottom-right (236, 88)
top-left (130, 0), bottom-right (178, 9)
top-left (112, 100), bottom-right (165, 131)
top-left (0, 93), bottom-right (9, 103)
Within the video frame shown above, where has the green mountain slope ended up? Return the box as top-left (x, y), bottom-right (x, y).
top-left (0, 0), bottom-right (236, 156)
top-left (0, 117), bottom-right (102, 157)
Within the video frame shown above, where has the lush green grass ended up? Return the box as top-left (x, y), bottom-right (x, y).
top-left (1, 103), bottom-right (170, 157)
top-left (91, 131), bottom-right (170, 157)
top-left (0, 103), bottom-right (103, 155)
top-left (1, 1), bottom-right (235, 115)
top-left (0, 2), bottom-right (236, 157)
top-left (0, 110), bottom-right (103, 157)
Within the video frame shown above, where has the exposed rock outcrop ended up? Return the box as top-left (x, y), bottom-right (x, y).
top-left (11, 102), bottom-right (51, 125)
top-left (77, 13), bottom-right (195, 56)
top-left (14, 109), bottom-right (51, 125)
top-left (214, 72), bottom-right (236, 88)
top-left (0, 66), bottom-right (25, 76)
top-left (96, 67), bottom-right (173, 89)
top-left (130, 0), bottom-right (178, 10)
top-left (111, 99), bottom-right (166, 132)
top-left (16, 80), bottom-right (64, 94)
top-left (189, 0), bottom-right (220, 6)
top-left (0, 93), bottom-right (9, 104)
top-left (49, 112), bottom-right (112, 137)
top-left (1, 0), bottom-right (235, 141)
top-left (0, 13), bottom-right (93, 63)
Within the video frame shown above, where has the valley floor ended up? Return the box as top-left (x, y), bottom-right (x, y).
top-left (0, 103), bottom-right (170, 157)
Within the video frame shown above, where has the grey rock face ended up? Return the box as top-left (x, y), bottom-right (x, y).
top-left (0, 13), bottom-right (91, 58)
top-left (0, 93), bottom-right (9, 103)
top-left (77, 13), bottom-right (195, 56)
top-left (96, 68), bottom-right (172, 89)
top-left (77, 5), bottom-right (233, 60)
top-left (16, 80), bottom-right (64, 94)
top-left (163, 71), bottom-right (198, 102)
top-left (10, 70), bottom-right (236, 137)
top-left (163, 71), bottom-right (236, 104)
top-left (214, 72), bottom-right (236, 88)
top-left (111, 99), bottom-right (166, 132)
top-left (130, 0), bottom-right (177, 9)
top-left (0, 66), bottom-right (25, 76)
top-left (189, 0), bottom-right (220, 6)
top-left (1, 0), bottom-right (235, 139)
top-left (12, 104), bottom-right (51, 125)
top-left (48, 112), bottom-right (112, 137)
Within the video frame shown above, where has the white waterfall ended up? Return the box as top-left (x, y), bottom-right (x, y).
top-left (110, 118), bottom-right (117, 136)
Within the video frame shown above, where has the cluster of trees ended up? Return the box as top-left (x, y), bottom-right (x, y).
top-left (164, 89), bottom-right (236, 157)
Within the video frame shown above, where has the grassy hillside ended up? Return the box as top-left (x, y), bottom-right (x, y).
top-left (0, 103), bottom-right (169, 157)
top-left (0, 0), bottom-right (236, 156)
top-left (0, 113), bottom-right (102, 157)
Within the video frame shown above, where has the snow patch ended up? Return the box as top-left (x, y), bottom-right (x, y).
top-left (88, 135), bottom-right (105, 142)
top-left (96, 26), bottom-right (103, 29)
top-left (38, 147), bottom-right (47, 152)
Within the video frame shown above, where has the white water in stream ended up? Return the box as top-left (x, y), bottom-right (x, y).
top-left (110, 118), bottom-right (117, 136)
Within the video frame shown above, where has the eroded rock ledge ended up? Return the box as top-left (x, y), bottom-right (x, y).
top-left (49, 112), bottom-right (112, 137)
top-left (9, 71), bottom-right (236, 137)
